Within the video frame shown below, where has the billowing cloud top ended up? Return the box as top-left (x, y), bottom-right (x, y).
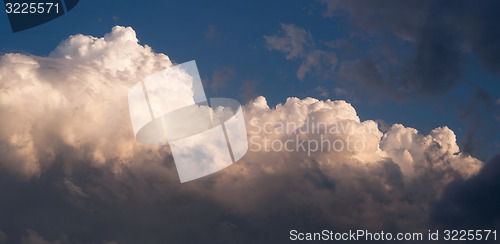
top-left (0, 26), bottom-right (486, 243)
top-left (0, 26), bottom-right (172, 179)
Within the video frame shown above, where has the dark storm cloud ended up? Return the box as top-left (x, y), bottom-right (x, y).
top-left (317, 0), bottom-right (500, 96)
top-left (431, 154), bottom-right (500, 231)
top-left (0, 155), bottom-right (434, 243)
top-left (456, 87), bottom-right (500, 159)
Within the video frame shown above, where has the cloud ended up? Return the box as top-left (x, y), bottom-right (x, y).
top-left (0, 230), bottom-right (6, 243)
top-left (266, 1), bottom-right (500, 99)
top-left (315, 86), bottom-right (329, 97)
top-left (456, 87), bottom-right (500, 160)
top-left (297, 50), bottom-right (337, 80)
top-left (64, 178), bottom-right (88, 197)
top-left (20, 229), bottom-right (112, 244)
top-left (317, 0), bottom-right (500, 95)
top-left (381, 124), bottom-right (481, 180)
top-left (21, 230), bottom-right (59, 244)
top-left (431, 154), bottom-right (500, 230)
top-left (50, 26), bottom-right (170, 74)
top-left (239, 80), bottom-right (258, 103)
top-left (211, 67), bottom-right (235, 92)
top-left (0, 26), bottom-right (172, 179)
top-left (264, 23), bottom-right (313, 60)
top-left (265, 24), bottom-right (337, 80)
top-left (205, 24), bottom-right (217, 40)
top-left (244, 96), bottom-right (481, 181)
top-left (0, 26), bottom-right (486, 243)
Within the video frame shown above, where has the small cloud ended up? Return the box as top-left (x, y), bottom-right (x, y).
top-left (64, 178), bottom-right (88, 197)
top-left (21, 230), bottom-right (50, 244)
top-left (264, 23), bottom-right (314, 59)
top-left (205, 24), bottom-right (217, 40)
top-left (375, 119), bottom-right (391, 132)
top-left (315, 86), bottom-right (329, 97)
top-left (265, 24), bottom-right (337, 80)
top-left (496, 98), bottom-right (500, 105)
top-left (334, 87), bottom-right (347, 96)
top-left (0, 230), bottom-right (7, 243)
top-left (240, 80), bottom-right (258, 103)
top-left (323, 39), bottom-right (350, 49)
top-left (297, 50), bottom-right (337, 80)
top-left (112, 16), bottom-right (120, 21)
top-left (219, 221), bottom-right (238, 230)
top-left (211, 67), bottom-right (235, 92)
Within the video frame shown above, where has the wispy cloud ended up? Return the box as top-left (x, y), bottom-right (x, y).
top-left (265, 24), bottom-right (337, 80)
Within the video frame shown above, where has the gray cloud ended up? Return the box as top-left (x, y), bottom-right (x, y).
top-left (239, 80), bottom-right (258, 103)
top-left (265, 24), bottom-right (337, 81)
top-left (456, 87), bottom-right (500, 160)
top-left (0, 230), bottom-right (6, 243)
top-left (211, 67), bottom-right (235, 92)
top-left (204, 24), bottom-right (217, 40)
top-left (266, 1), bottom-right (500, 99)
top-left (431, 154), bottom-right (500, 232)
top-left (317, 0), bottom-right (500, 95)
top-left (264, 23), bottom-right (313, 60)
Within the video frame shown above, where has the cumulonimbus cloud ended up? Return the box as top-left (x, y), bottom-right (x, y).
top-left (0, 26), bottom-right (486, 242)
top-left (0, 26), bottom-right (172, 179)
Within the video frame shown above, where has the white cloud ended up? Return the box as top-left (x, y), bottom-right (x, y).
top-left (49, 26), bottom-right (170, 74)
top-left (381, 124), bottom-right (482, 180)
top-left (0, 26), bottom-right (484, 232)
top-left (0, 26), bottom-right (172, 179)
top-left (185, 96), bottom-right (483, 229)
top-left (241, 96), bottom-right (481, 181)
top-left (0, 24), bottom-right (482, 184)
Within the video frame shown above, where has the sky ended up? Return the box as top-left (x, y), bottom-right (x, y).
top-left (0, 0), bottom-right (499, 243)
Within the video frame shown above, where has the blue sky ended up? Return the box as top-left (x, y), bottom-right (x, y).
top-left (1, 0), bottom-right (499, 161)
